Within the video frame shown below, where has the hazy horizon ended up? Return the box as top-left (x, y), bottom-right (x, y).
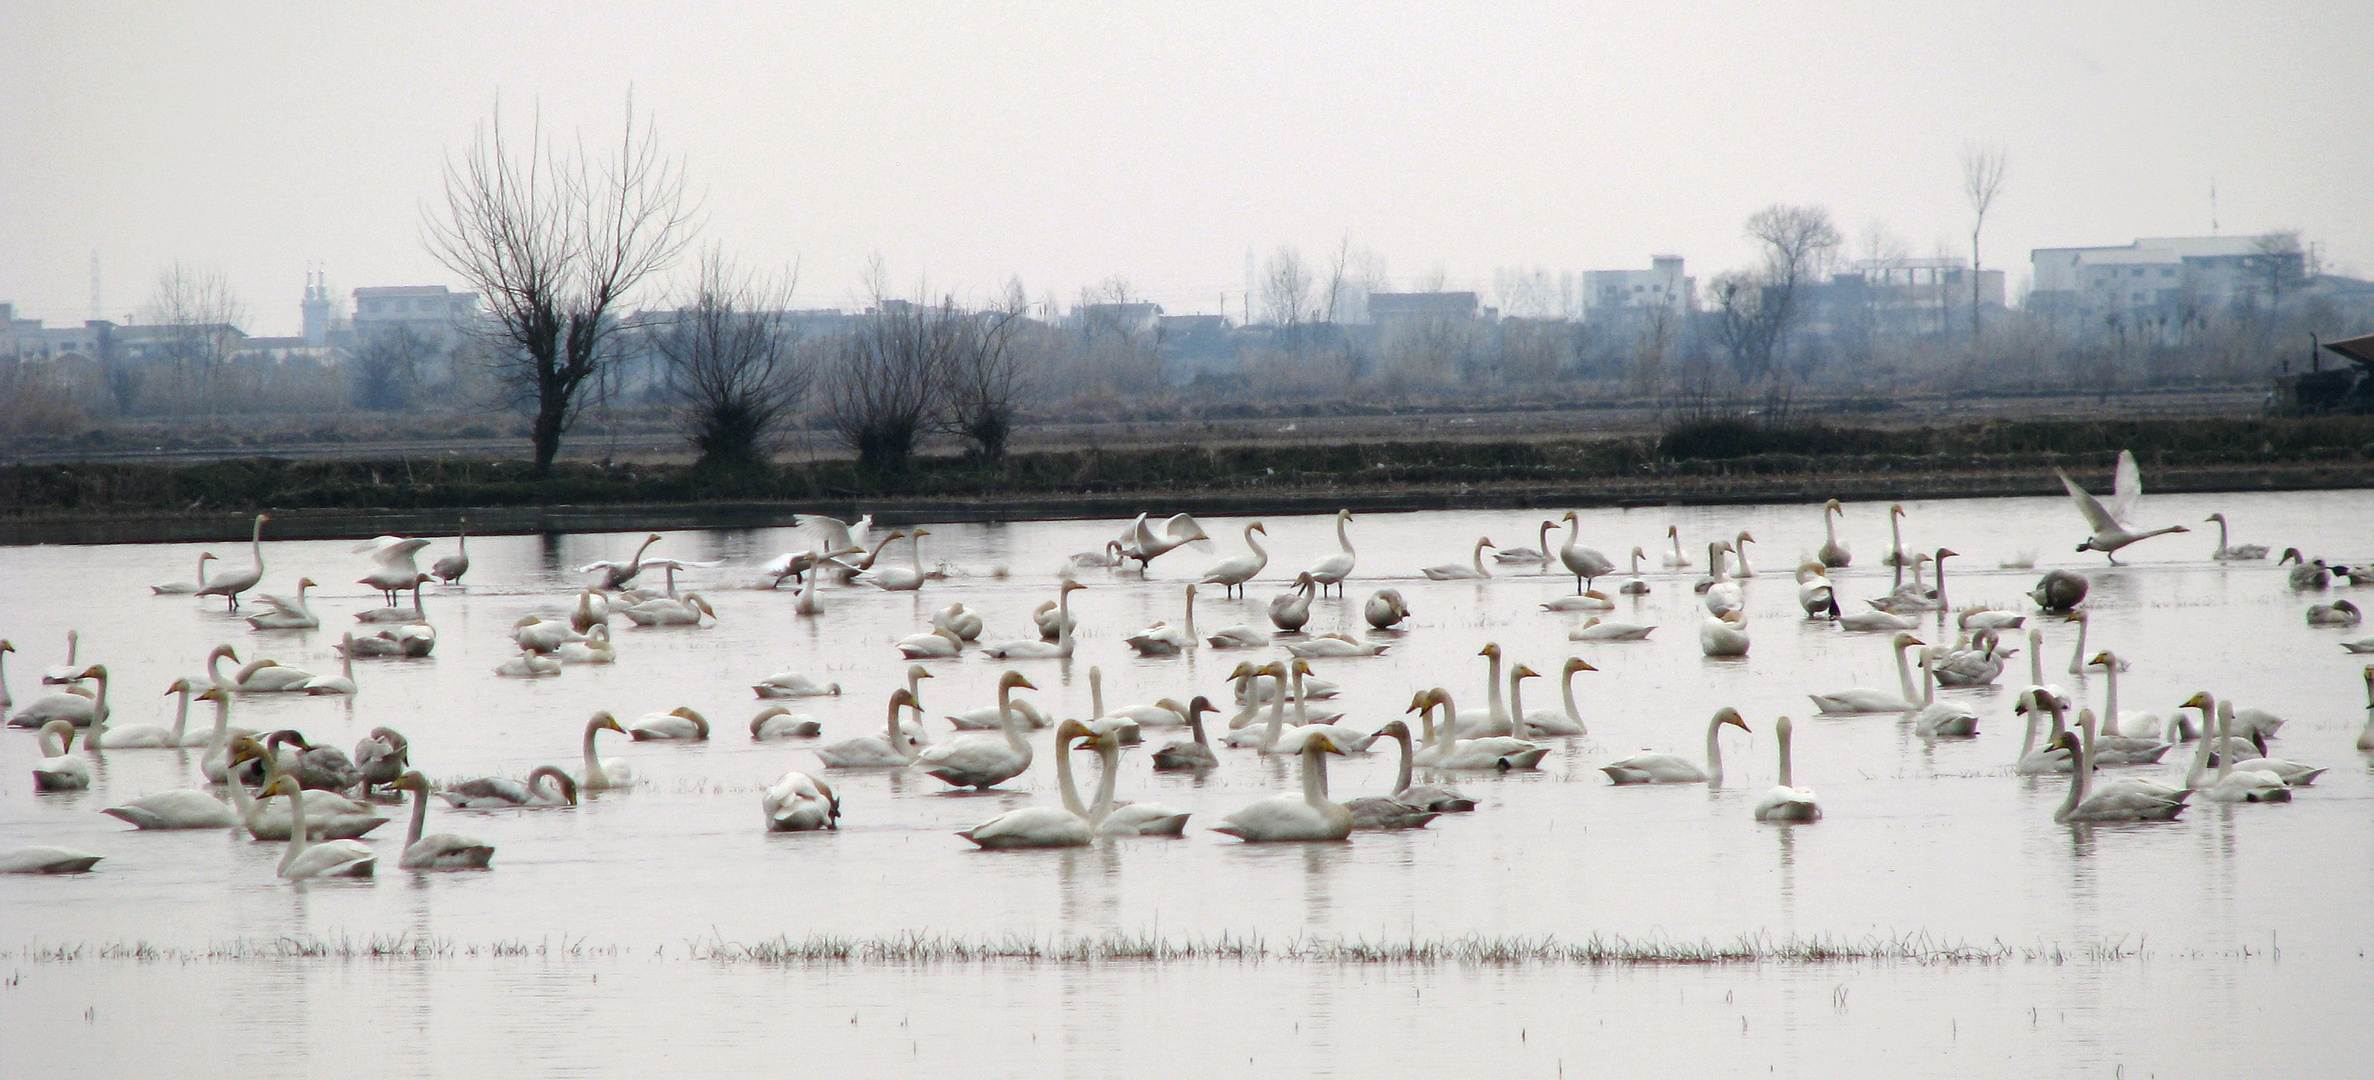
top-left (4, 1), bottom-right (2369, 337)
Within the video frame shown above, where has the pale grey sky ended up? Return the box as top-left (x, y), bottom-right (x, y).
top-left (4, 1), bottom-right (2369, 336)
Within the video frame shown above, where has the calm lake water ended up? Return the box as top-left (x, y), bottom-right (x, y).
top-left (3, 491), bottom-right (2370, 1076)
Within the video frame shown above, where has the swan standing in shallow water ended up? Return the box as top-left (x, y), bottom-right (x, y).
top-left (197, 513), bottom-right (270, 610)
top-left (1752, 717), bottom-right (1821, 822)
top-left (1198, 522), bottom-right (1269, 598)
top-left (1601, 707), bottom-right (1747, 785)
top-left (1304, 509), bottom-right (1356, 596)
top-left (394, 772), bottom-right (495, 868)
top-left (1557, 511), bottom-right (1615, 594)
top-left (1817, 499), bottom-right (1852, 568)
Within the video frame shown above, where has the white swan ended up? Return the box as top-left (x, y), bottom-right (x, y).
top-left (39, 629), bottom-right (84, 687)
top-left (1797, 562), bottom-right (1836, 619)
top-left (2059, 451), bottom-right (2189, 563)
top-left (1570, 616), bottom-right (1653, 642)
top-left (2202, 512), bottom-right (2267, 560)
top-left (576, 533), bottom-right (664, 589)
top-left (628, 707), bottom-right (710, 741)
top-left (232, 657), bottom-right (317, 693)
top-left (1700, 610), bottom-right (1751, 657)
top-left (1808, 632), bottom-right (1924, 714)
top-left (2013, 689), bottom-right (2076, 775)
top-left (351, 578), bottom-right (432, 624)
top-left (1731, 531), bottom-right (1757, 578)
top-left (102, 785), bottom-right (238, 829)
top-left (933, 603), bottom-right (983, 642)
top-left (815, 690), bottom-right (923, 769)
top-left (394, 771), bottom-right (494, 869)
top-left (984, 581), bottom-right (1084, 659)
top-left (958, 720), bottom-right (1109, 849)
top-left (754, 671), bottom-right (843, 698)
top-left (1268, 573), bottom-right (1316, 631)
top-left (1701, 541), bottom-right (1743, 616)
top-left (2087, 650), bottom-right (2160, 739)
top-left (2212, 701), bottom-right (2327, 787)
top-left (2307, 599), bottom-right (2362, 627)
top-left (2171, 696), bottom-right (2287, 804)
top-left (948, 697), bottom-right (1049, 731)
top-left (494, 647), bottom-right (561, 678)
top-left (1818, 499), bottom-right (1852, 567)
top-left (1541, 590), bottom-right (1616, 612)
top-left (1495, 520), bottom-right (1559, 564)
top-left (87, 671), bottom-right (199, 749)
top-left (245, 577), bottom-right (321, 630)
top-left (0, 847), bottom-right (103, 873)
top-left (2051, 711), bottom-right (2186, 822)
top-left (1283, 633), bottom-right (1389, 658)
top-left (1958, 607), bottom-right (2026, 631)
top-left (1214, 730), bottom-right (1353, 842)
top-left (514, 616), bottom-right (583, 654)
top-left (1751, 716), bottom-right (1821, 822)
top-left (301, 638), bottom-right (359, 695)
top-left (1909, 648), bottom-right (1980, 737)
top-left (856, 529), bottom-right (932, 592)
top-left (1221, 662), bottom-right (1314, 750)
top-left (1557, 510), bottom-right (1615, 593)
top-left (1412, 687), bottom-right (1547, 770)
top-left (1082, 730), bottom-right (1190, 836)
top-left (1601, 707), bottom-right (1747, 785)
top-left (1304, 509), bottom-right (1356, 596)
top-left (762, 768), bottom-right (841, 831)
top-left (792, 551), bottom-right (830, 615)
top-left (255, 777), bottom-right (379, 878)
top-left (1198, 522), bottom-right (1269, 598)
top-left (196, 513), bottom-right (269, 610)
top-left (152, 551), bottom-right (217, 595)
top-left (557, 625), bottom-right (616, 663)
top-left (1363, 588), bottom-right (1412, 629)
top-left (751, 705), bottom-right (823, 740)
top-left (1661, 524), bottom-right (1692, 568)
top-left (898, 626), bottom-right (965, 659)
top-left (916, 671), bottom-right (1038, 789)
top-left (575, 712), bottom-right (636, 789)
top-left (356, 536), bottom-right (433, 604)
top-left (1420, 537), bottom-right (1495, 580)
top-left (1883, 503), bottom-right (1909, 573)
top-left (1343, 719), bottom-right (1441, 830)
top-left (222, 735), bottom-right (386, 839)
top-left (621, 592), bottom-right (716, 627)
top-left (1126, 584), bottom-right (1200, 656)
top-left (1839, 607), bottom-right (1916, 632)
top-left (1117, 512), bottom-right (1213, 568)
top-left (1620, 547), bottom-right (1653, 595)
top-left (33, 720), bottom-right (91, 791)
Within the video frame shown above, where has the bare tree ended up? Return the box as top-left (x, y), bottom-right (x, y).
top-left (1961, 142), bottom-right (2008, 343)
top-left (353, 324), bottom-right (436, 411)
top-left (651, 250), bottom-right (810, 470)
top-left (933, 285), bottom-right (1029, 463)
top-left (425, 99), bottom-right (698, 476)
top-left (2248, 230), bottom-right (2304, 312)
top-left (827, 295), bottom-right (958, 476)
top-left (141, 262), bottom-right (247, 413)
top-left (1739, 203), bottom-right (1842, 380)
top-left (1261, 247), bottom-right (1312, 329)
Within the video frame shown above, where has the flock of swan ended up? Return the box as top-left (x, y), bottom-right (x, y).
top-left (5, 448), bottom-right (2372, 878)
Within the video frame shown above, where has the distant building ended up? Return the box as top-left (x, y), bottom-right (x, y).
top-left (1, 304), bottom-right (119, 361)
top-left (1365, 291), bottom-right (1480, 324)
top-left (352, 285), bottom-right (481, 347)
top-left (2028, 236), bottom-right (2302, 333)
top-left (1071, 302), bottom-right (1164, 338)
top-left (1579, 256), bottom-right (1693, 330)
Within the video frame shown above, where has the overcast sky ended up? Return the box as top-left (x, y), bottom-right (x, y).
top-left (4, 2), bottom-right (2369, 336)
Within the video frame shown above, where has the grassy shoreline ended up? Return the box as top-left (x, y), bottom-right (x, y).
top-left (5, 414), bottom-right (2370, 545)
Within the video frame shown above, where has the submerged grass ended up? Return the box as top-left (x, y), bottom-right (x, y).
top-left (9, 930), bottom-right (2158, 968)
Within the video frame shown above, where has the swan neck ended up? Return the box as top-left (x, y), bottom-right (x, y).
top-left (169, 686), bottom-right (193, 741)
top-left (1561, 667), bottom-right (1583, 728)
top-left (1336, 514), bottom-right (1352, 555)
top-left (407, 784), bottom-right (429, 848)
top-left (2101, 663), bottom-right (2117, 725)
top-left (280, 786), bottom-right (308, 871)
top-left (1291, 666), bottom-right (1309, 726)
top-left (1485, 652), bottom-right (1505, 717)
top-left (1391, 729), bottom-right (1414, 795)
top-left (1896, 642), bottom-right (1918, 704)
top-left (1056, 730), bottom-right (1086, 817)
top-left (582, 722), bottom-right (611, 786)
top-left (2018, 706), bottom-right (2039, 761)
top-left (1301, 742), bottom-right (1333, 808)
top-left (1088, 739), bottom-right (1121, 824)
top-left (1704, 716), bottom-right (1725, 788)
top-left (1507, 676), bottom-right (1528, 739)
top-left (1777, 727), bottom-right (1794, 788)
top-left (1264, 679), bottom-right (1288, 749)
top-left (1000, 685), bottom-right (1029, 753)
top-left (2215, 706), bottom-right (2233, 780)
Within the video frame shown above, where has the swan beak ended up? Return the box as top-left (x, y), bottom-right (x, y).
top-left (2087, 652), bottom-right (2113, 667)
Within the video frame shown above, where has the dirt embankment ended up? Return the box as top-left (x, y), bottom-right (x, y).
top-left (4, 414), bottom-right (2369, 545)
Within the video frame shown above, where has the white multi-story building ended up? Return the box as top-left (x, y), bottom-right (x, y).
top-left (2028, 236), bottom-right (2302, 332)
top-left (1580, 256), bottom-right (1693, 327)
top-left (351, 285), bottom-right (481, 346)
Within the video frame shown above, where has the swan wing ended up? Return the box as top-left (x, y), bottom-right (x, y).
top-left (2057, 469), bottom-right (2120, 534)
top-left (2109, 449), bottom-right (2142, 524)
top-left (1164, 513), bottom-right (1211, 546)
